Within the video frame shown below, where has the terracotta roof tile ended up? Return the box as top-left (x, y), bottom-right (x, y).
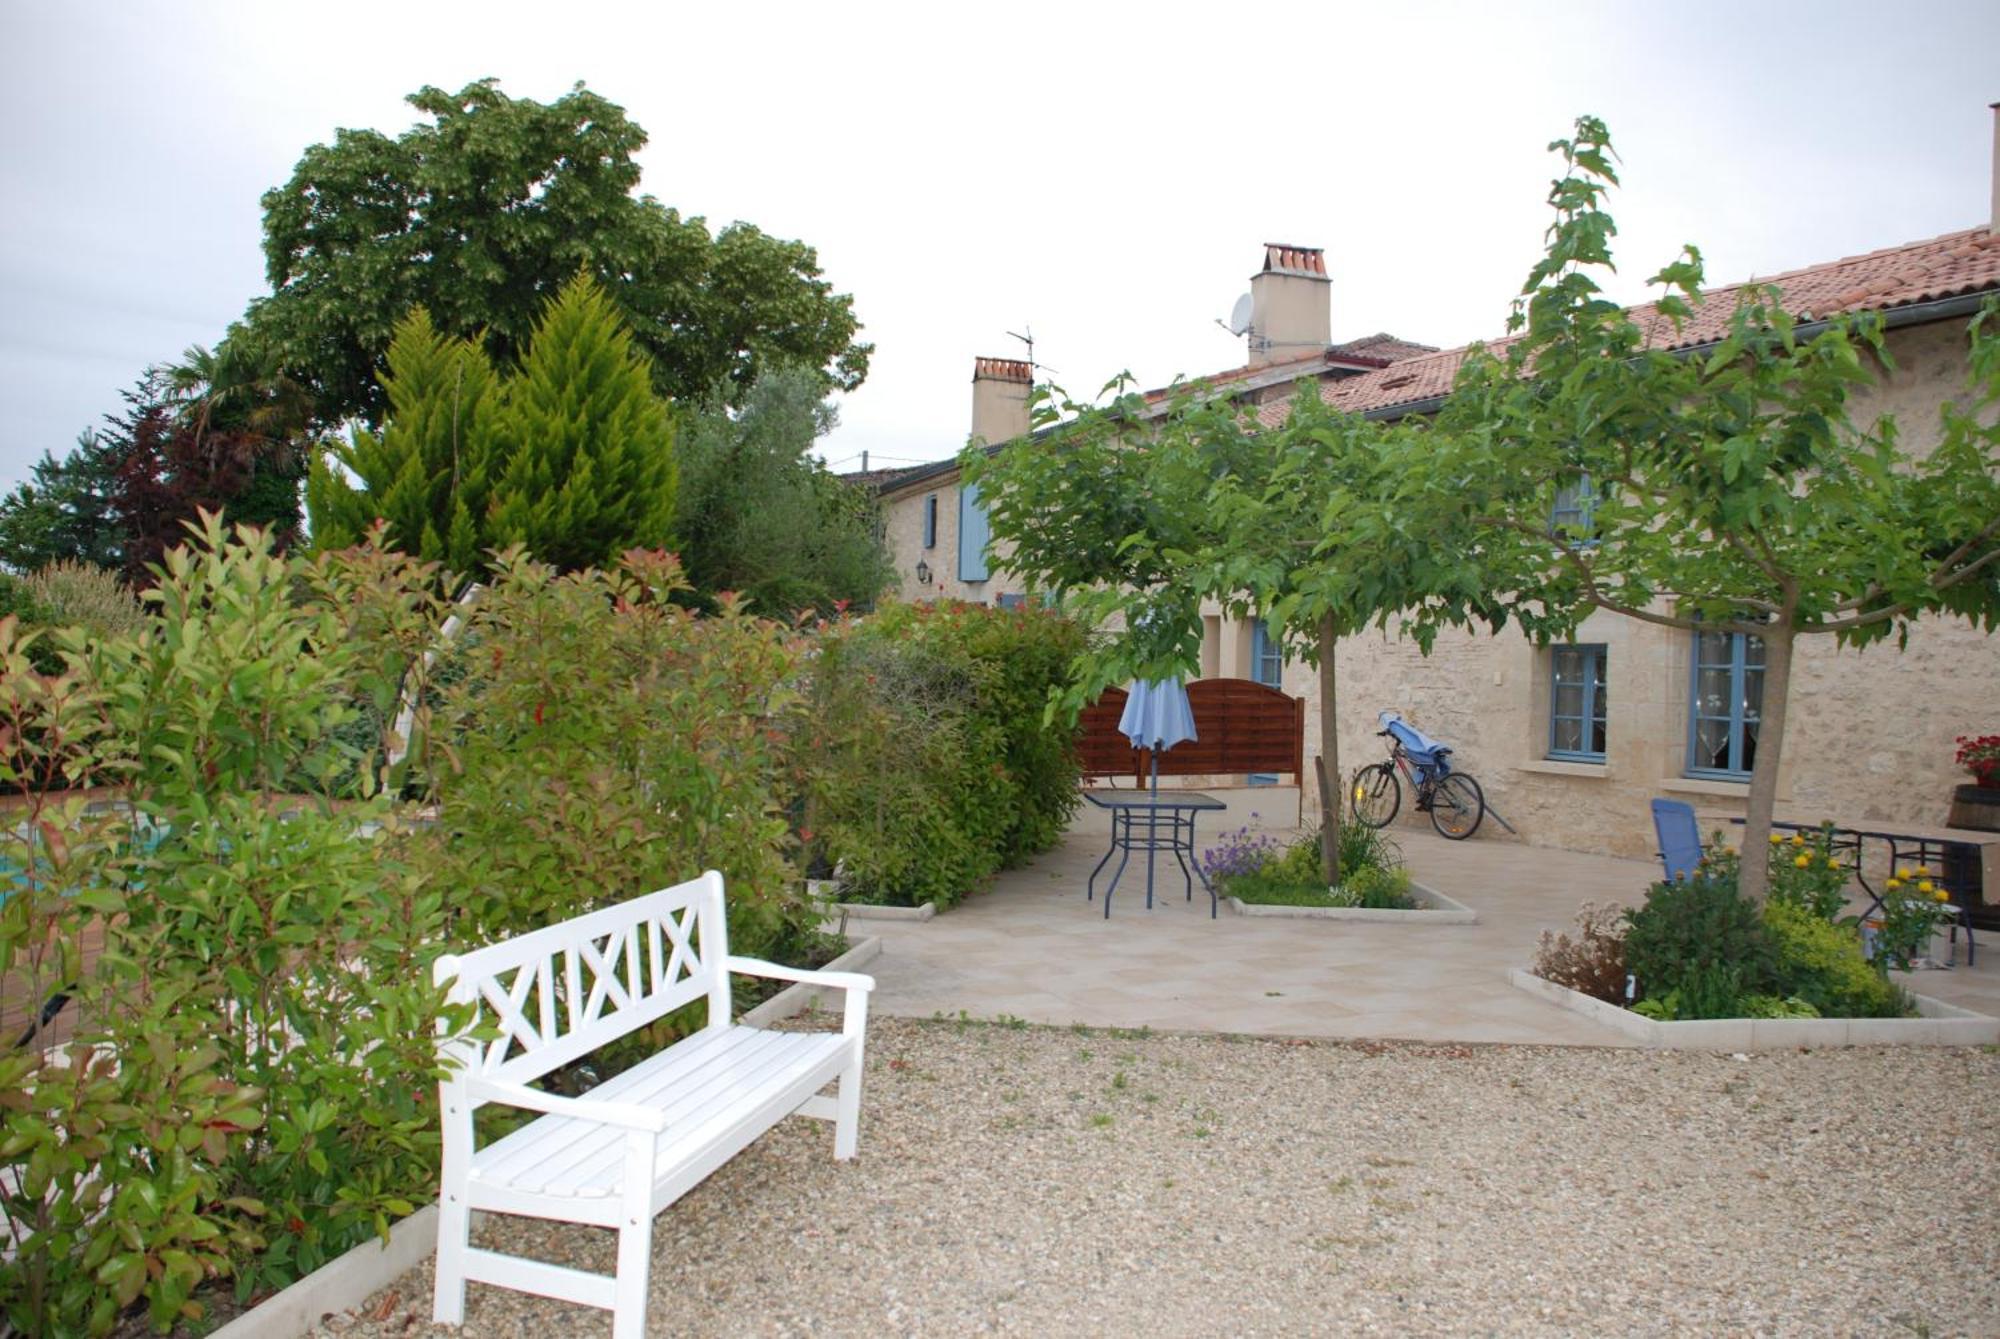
top-left (1256, 226), bottom-right (2000, 430)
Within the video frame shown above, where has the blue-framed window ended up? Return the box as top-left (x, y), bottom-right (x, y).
top-left (957, 483), bottom-right (989, 582)
top-left (922, 494), bottom-right (937, 549)
top-left (996, 593), bottom-right (1025, 610)
top-left (1550, 473), bottom-right (1599, 541)
top-left (1548, 644), bottom-right (1607, 762)
top-left (1250, 620), bottom-right (1283, 688)
top-left (1249, 620), bottom-right (1283, 784)
top-left (1687, 631), bottom-right (1765, 778)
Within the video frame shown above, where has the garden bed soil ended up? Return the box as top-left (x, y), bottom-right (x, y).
top-left (1227, 881), bottom-right (1476, 923)
top-left (1509, 968), bottom-right (2000, 1049)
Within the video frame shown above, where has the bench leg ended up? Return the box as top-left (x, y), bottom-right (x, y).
top-left (432, 1194), bottom-right (471, 1325)
top-left (611, 1130), bottom-right (657, 1339)
top-left (834, 1052), bottom-right (864, 1160)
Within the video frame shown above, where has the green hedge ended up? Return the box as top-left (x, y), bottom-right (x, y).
top-left (803, 600), bottom-right (1084, 907)
top-left (0, 525), bottom-right (833, 1336)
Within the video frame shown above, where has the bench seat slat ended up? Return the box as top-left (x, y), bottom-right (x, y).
top-left (469, 1026), bottom-right (847, 1200)
top-left (472, 1026), bottom-right (752, 1187)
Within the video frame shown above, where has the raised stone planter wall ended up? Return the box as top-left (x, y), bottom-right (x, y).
top-left (1227, 880), bottom-right (1476, 924)
top-left (1508, 968), bottom-right (2000, 1049)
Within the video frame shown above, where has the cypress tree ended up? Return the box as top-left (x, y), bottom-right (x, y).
top-left (487, 277), bottom-right (678, 571)
top-left (307, 310), bottom-right (501, 573)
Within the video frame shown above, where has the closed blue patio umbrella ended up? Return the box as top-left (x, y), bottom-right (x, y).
top-left (1119, 678), bottom-right (1197, 795)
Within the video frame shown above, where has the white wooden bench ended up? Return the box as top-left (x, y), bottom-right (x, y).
top-left (430, 870), bottom-right (874, 1338)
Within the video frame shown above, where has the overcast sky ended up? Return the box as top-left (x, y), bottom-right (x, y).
top-left (2, 1), bottom-right (1996, 489)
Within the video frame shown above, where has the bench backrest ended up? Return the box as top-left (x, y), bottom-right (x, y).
top-left (432, 871), bottom-right (731, 1089)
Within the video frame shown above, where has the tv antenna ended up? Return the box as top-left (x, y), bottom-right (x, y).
top-left (1215, 292), bottom-right (1254, 337)
top-left (1007, 326), bottom-right (1058, 378)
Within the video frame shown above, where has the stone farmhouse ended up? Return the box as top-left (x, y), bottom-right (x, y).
top-left (854, 116), bottom-right (2000, 862)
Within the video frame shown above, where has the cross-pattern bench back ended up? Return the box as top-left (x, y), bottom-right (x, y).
top-left (433, 871), bottom-right (730, 1090)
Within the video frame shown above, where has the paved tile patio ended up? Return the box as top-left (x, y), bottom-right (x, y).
top-left (855, 807), bottom-right (1999, 1045)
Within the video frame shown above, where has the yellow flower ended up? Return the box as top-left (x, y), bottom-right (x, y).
top-left (1916, 865), bottom-right (1930, 878)
top-left (1918, 880), bottom-right (1934, 895)
top-left (1353, 785), bottom-right (1364, 803)
top-left (1793, 854), bottom-right (1811, 868)
top-left (1768, 833), bottom-right (1784, 845)
top-left (1886, 877), bottom-right (1902, 890)
top-left (1791, 833), bottom-right (1805, 846)
top-left (1896, 867), bottom-right (1912, 880)
top-left (1934, 888), bottom-right (1951, 903)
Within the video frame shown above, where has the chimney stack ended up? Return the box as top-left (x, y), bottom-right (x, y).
top-left (970, 356), bottom-right (1032, 447)
top-left (1990, 102), bottom-right (1999, 236)
top-left (1248, 243), bottom-right (1331, 369)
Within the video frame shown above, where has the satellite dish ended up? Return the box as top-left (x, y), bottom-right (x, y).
top-left (1226, 292), bottom-right (1254, 336)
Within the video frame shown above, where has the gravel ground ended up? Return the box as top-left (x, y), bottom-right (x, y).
top-left (322, 1019), bottom-right (2000, 1338)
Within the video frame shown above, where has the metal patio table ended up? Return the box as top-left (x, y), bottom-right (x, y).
top-left (1731, 816), bottom-right (1992, 965)
top-left (1080, 789), bottom-right (1225, 919)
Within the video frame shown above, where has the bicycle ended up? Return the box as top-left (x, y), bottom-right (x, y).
top-left (1351, 710), bottom-right (1486, 840)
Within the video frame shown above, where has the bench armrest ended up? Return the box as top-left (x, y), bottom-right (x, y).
top-left (466, 1077), bottom-right (668, 1134)
top-left (725, 956), bottom-right (875, 994)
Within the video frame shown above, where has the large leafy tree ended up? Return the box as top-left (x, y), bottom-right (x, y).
top-left (237, 79), bottom-right (870, 428)
top-left (674, 366), bottom-right (894, 616)
top-left (1424, 117), bottom-right (2000, 897)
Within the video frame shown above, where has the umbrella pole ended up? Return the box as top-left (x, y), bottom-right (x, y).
top-left (1146, 748), bottom-right (1159, 909)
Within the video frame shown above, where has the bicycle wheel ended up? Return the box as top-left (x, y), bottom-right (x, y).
top-left (1351, 763), bottom-right (1400, 829)
top-left (1429, 773), bottom-right (1485, 840)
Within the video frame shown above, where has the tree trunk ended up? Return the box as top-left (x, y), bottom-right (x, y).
top-left (1738, 621), bottom-right (1794, 902)
top-left (1317, 614), bottom-right (1341, 886)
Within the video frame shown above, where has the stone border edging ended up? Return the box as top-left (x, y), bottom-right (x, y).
top-left (835, 901), bottom-right (937, 921)
top-left (739, 936), bottom-right (884, 1027)
top-left (208, 1204), bottom-right (441, 1339)
top-left (213, 936), bottom-right (885, 1337)
top-left (1227, 881), bottom-right (1476, 923)
top-left (810, 878), bottom-right (940, 922)
top-left (1508, 968), bottom-right (2000, 1049)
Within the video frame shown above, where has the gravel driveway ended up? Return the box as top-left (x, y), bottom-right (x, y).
top-left (324, 1018), bottom-right (2000, 1338)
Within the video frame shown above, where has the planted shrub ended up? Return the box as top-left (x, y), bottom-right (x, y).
top-left (803, 600), bottom-right (1083, 907)
top-left (1622, 870), bottom-right (1773, 1019)
top-left (1532, 901), bottom-right (1629, 1002)
top-left (1764, 899), bottom-right (1908, 1019)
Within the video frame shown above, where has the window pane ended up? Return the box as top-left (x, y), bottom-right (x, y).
top-left (1590, 718), bottom-right (1607, 754)
top-left (1555, 683), bottom-right (1585, 717)
top-left (1698, 631), bottom-right (1733, 666)
top-left (1552, 718), bottom-right (1583, 753)
top-left (1742, 663), bottom-right (1764, 721)
top-left (1741, 720), bottom-right (1758, 772)
top-left (1553, 650), bottom-right (1581, 685)
top-left (1697, 668), bottom-right (1732, 717)
top-left (1695, 719), bottom-right (1731, 771)
top-left (1745, 634), bottom-right (1765, 667)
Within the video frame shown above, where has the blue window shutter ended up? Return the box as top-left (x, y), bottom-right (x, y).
top-left (923, 494), bottom-right (937, 549)
top-left (958, 483), bottom-right (990, 582)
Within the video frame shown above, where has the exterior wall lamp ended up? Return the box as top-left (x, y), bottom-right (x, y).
top-left (915, 558), bottom-right (933, 586)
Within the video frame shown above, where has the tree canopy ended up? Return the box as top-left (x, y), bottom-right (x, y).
top-left (1422, 116), bottom-right (2000, 896)
top-left (234, 79), bottom-right (870, 429)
